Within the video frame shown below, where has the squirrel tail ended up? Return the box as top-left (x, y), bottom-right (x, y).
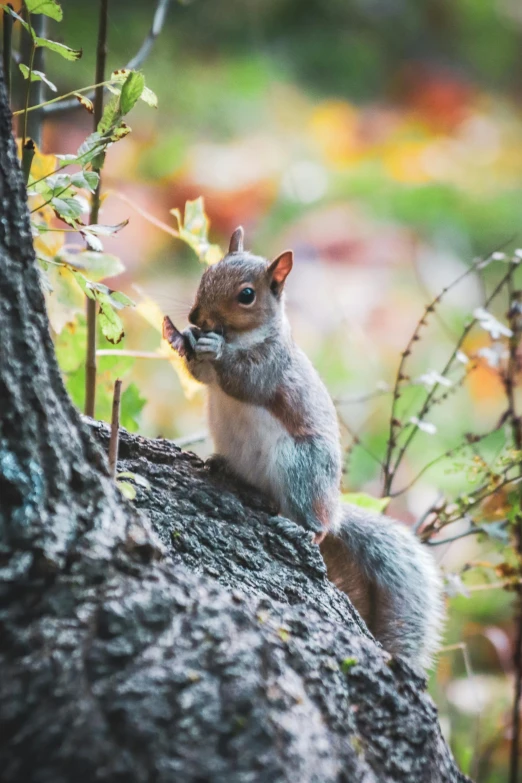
top-left (320, 503), bottom-right (445, 669)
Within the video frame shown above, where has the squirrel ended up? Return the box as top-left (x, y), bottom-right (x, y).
top-left (162, 227), bottom-right (445, 669)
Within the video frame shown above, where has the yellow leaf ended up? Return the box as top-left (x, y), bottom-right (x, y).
top-left (170, 197), bottom-right (222, 265)
top-left (135, 294), bottom-right (202, 399)
top-left (17, 138), bottom-right (57, 180)
top-left (33, 205), bottom-right (65, 258)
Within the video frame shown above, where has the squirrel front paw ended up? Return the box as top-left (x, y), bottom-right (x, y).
top-left (194, 331), bottom-right (225, 361)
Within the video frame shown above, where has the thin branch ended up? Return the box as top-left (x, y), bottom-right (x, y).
top-left (41, 0), bottom-right (173, 116)
top-left (127, 0), bottom-right (173, 70)
top-left (505, 266), bottom-right (522, 783)
top-left (85, 0), bottom-right (109, 418)
top-left (96, 349), bottom-right (169, 359)
top-left (12, 79), bottom-right (115, 116)
top-left (382, 256), bottom-right (489, 495)
top-left (425, 523), bottom-right (481, 547)
top-left (25, 13), bottom-right (46, 146)
top-left (387, 263), bottom-right (515, 495)
top-left (110, 190), bottom-right (180, 237)
top-left (21, 35), bottom-right (36, 150)
top-left (337, 410), bottom-right (383, 468)
top-left (22, 138), bottom-right (35, 184)
top-left (174, 431), bottom-right (209, 448)
top-left (391, 425), bottom-right (501, 499)
top-left (3, 5), bottom-right (14, 101)
top-left (108, 378), bottom-right (122, 478)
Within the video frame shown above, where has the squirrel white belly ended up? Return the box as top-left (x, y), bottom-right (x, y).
top-left (163, 226), bottom-right (444, 669)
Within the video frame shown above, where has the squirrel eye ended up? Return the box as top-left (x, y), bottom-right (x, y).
top-left (237, 287), bottom-right (256, 305)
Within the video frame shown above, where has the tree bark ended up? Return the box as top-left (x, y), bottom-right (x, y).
top-left (0, 66), bottom-right (468, 783)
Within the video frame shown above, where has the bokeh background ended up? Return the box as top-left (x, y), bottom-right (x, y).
top-left (14, 0), bottom-right (522, 778)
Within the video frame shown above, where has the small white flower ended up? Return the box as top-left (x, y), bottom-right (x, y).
top-left (477, 345), bottom-right (508, 368)
top-left (410, 416), bottom-right (437, 435)
top-left (514, 249), bottom-right (522, 260)
top-left (417, 370), bottom-right (452, 389)
top-left (456, 351), bottom-right (469, 364)
top-left (473, 307), bottom-right (513, 339)
top-left (491, 251), bottom-right (506, 261)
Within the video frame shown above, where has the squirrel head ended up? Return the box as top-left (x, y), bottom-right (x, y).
top-left (188, 226), bottom-right (293, 334)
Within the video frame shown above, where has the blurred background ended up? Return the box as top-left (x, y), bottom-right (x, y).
top-left (13, 0), bottom-right (522, 778)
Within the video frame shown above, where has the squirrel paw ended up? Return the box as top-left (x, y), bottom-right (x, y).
top-left (205, 454), bottom-right (230, 475)
top-left (194, 331), bottom-right (225, 361)
top-left (182, 326), bottom-right (200, 352)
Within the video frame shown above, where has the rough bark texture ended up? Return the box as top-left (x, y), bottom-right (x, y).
top-left (0, 66), bottom-right (468, 782)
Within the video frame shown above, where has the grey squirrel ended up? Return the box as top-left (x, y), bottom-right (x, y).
top-left (163, 227), bottom-right (444, 669)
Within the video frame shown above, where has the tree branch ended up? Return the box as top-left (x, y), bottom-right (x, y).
top-left (41, 0), bottom-right (173, 117)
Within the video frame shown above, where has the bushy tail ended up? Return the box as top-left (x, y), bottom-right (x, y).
top-left (320, 503), bottom-right (445, 669)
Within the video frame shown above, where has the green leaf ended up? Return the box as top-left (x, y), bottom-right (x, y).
top-left (340, 657), bottom-right (358, 673)
top-left (51, 196), bottom-right (83, 222)
top-left (139, 85), bottom-right (158, 109)
top-left (82, 220), bottom-right (128, 236)
top-left (97, 293), bottom-right (125, 344)
top-left (110, 290), bottom-right (134, 307)
top-left (341, 492), bottom-right (390, 514)
top-left (70, 269), bottom-right (95, 300)
top-left (120, 71), bottom-right (145, 115)
top-left (108, 68), bottom-right (158, 108)
top-left (19, 64), bottom-right (57, 92)
top-left (59, 250), bottom-right (125, 282)
top-left (25, 0), bottom-right (63, 20)
top-left (117, 481), bottom-right (136, 500)
top-left (1, 5), bottom-right (32, 34)
top-left (109, 123), bottom-right (131, 142)
top-left (70, 170), bottom-right (99, 192)
top-left (97, 94), bottom-right (121, 134)
top-left (116, 471), bottom-right (150, 489)
top-left (35, 37), bottom-right (82, 60)
top-left (76, 132), bottom-right (105, 166)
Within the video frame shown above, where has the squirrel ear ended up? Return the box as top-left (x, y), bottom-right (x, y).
top-left (267, 250), bottom-right (293, 291)
top-left (228, 226), bottom-right (244, 254)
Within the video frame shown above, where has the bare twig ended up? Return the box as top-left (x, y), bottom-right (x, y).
top-left (42, 0), bottom-right (173, 116)
top-left (85, 0), bottom-right (109, 418)
top-left (108, 378), bottom-right (122, 478)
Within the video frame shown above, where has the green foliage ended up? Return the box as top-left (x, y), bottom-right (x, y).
top-left (25, 0), bottom-right (63, 21)
top-left (19, 64), bottom-right (57, 92)
top-left (341, 657), bottom-right (358, 672)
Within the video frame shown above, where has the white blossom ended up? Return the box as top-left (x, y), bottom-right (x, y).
top-left (477, 345), bottom-right (508, 368)
top-left (473, 307), bottom-right (513, 339)
top-left (417, 370), bottom-right (452, 389)
top-left (456, 351), bottom-right (469, 364)
top-left (410, 416), bottom-right (437, 435)
top-left (491, 251), bottom-right (506, 261)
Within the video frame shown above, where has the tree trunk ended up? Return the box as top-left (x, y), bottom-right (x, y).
top-left (0, 67), bottom-right (468, 783)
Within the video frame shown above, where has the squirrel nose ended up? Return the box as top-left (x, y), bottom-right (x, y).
top-left (188, 306), bottom-right (200, 326)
